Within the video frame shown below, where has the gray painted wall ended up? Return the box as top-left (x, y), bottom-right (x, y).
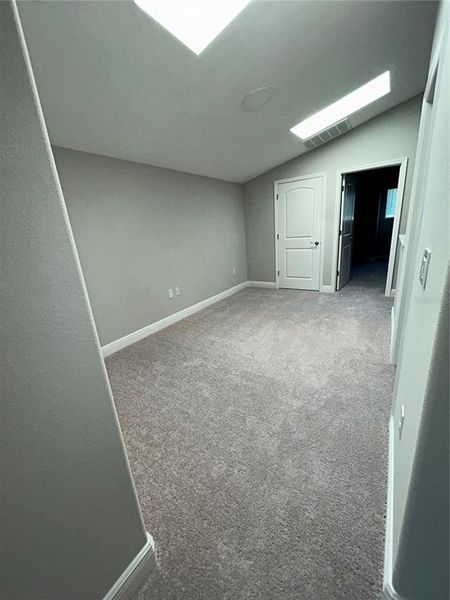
top-left (54, 147), bottom-right (247, 346)
top-left (243, 96), bottom-right (422, 286)
top-left (394, 274), bottom-right (449, 598)
top-left (389, 5), bottom-right (449, 597)
top-left (0, 3), bottom-right (148, 599)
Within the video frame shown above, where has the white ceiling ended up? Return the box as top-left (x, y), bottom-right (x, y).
top-left (19, 0), bottom-right (437, 183)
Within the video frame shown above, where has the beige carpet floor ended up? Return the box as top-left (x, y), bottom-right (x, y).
top-left (106, 263), bottom-right (395, 599)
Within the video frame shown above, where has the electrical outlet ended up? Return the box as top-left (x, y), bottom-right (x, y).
top-left (175, 286), bottom-right (181, 296)
top-left (419, 249), bottom-right (431, 289)
top-left (168, 288), bottom-right (174, 298)
top-left (232, 267), bottom-right (236, 275)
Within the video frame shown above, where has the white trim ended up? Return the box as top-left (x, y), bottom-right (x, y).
top-left (382, 417), bottom-right (408, 600)
top-left (385, 160), bottom-right (408, 297)
top-left (102, 282), bottom-right (248, 357)
top-left (390, 305), bottom-right (396, 364)
top-left (274, 172), bottom-right (327, 292)
top-left (333, 157), bottom-right (408, 296)
top-left (273, 172), bottom-right (328, 186)
top-left (382, 584), bottom-right (406, 600)
top-left (274, 180), bottom-right (280, 290)
top-left (425, 42), bottom-right (441, 105)
top-left (248, 280), bottom-right (276, 289)
top-left (383, 416), bottom-right (396, 596)
top-left (102, 533), bottom-right (155, 600)
top-left (320, 285), bottom-right (335, 293)
top-left (319, 174), bottom-right (327, 293)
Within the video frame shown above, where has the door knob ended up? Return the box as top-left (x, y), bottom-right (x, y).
top-left (313, 241), bottom-right (319, 246)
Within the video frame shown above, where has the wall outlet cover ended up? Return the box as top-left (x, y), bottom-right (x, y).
top-left (175, 287), bottom-right (181, 295)
top-left (419, 249), bottom-right (431, 289)
top-left (168, 288), bottom-right (174, 298)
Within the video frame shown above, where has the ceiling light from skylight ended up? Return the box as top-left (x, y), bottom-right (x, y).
top-left (134, 0), bottom-right (252, 55)
top-left (290, 71), bottom-right (391, 140)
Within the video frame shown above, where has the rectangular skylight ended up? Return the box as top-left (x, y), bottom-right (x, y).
top-left (290, 71), bottom-right (391, 140)
top-left (134, 0), bottom-right (251, 55)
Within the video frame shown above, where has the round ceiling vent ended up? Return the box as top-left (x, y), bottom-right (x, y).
top-left (241, 86), bottom-right (273, 111)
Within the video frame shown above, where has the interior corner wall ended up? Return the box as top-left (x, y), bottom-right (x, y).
top-left (53, 147), bottom-right (247, 347)
top-left (243, 95), bottom-right (422, 286)
top-left (0, 2), bottom-right (148, 599)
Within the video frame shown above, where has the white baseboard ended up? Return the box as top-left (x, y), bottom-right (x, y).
top-left (382, 582), bottom-right (406, 600)
top-left (103, 532), bottom-right (155, 600)
top-left (247, 281), bottom-right (276, 289)
top-left (382, 416), bottom-right (407, 600)
top-left (320, 285), bottom-right (335, 293)
top-left (102, 281), bottom-right (249, 357)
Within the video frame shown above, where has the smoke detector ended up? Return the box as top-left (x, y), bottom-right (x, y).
top-left (241, 86), bottom-right (273, 111)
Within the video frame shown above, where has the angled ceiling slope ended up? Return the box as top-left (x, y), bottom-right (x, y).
top-left (19, 0), bottom-right (437, 183)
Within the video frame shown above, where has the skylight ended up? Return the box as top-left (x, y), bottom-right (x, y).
top-left (134, 0), bottom-right (251, 55)
top-left (290, 71), bottom-right (391, 140)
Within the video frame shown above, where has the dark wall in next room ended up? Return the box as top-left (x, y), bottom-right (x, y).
top-left (352, 165), bottom-right (400, 266)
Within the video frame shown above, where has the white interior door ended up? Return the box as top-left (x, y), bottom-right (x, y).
top-left (337, 174), bottom-right (356, 290)
top-left (276, 176), bottom-right (322, 290)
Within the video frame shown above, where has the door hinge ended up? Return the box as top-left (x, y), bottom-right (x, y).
top-left (276, 194), bottom-right (279, 199)
top-left (277, 270), bottom-right (280, 276)
top-left (341, 185), bottom-right (345, 192)
top-left (339, 229), bottom-right (342, 235)
top-left (276, 233), bottom-right (279, 240)
top-left (337, 270), bottom-right (340, 276)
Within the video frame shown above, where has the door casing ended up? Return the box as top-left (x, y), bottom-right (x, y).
top-left (333, 158), bottom-right (408, 297)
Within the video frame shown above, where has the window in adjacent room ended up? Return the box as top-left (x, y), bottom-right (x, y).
top-left (385, 188), bottom-right (397, 218)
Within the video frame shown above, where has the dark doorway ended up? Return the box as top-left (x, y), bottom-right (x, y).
top-left (338, 165), bottom-right (401, 291)
top-left (353, 166), bottom-right (400, 265)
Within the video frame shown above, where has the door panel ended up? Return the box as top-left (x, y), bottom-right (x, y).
top-left (286, 248), bottom-right (313, 279)
top-left (285, 189), bottom-right (314, 238)
top-left (337, 175), bottom-right (356, 290)
top-left (340, 242), bottom-right (352, 286)
top-left (277, 177), bottom-right (322, 290)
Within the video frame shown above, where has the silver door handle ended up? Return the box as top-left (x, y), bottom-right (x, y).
top-left (311, 241), bottom-right (320, 246)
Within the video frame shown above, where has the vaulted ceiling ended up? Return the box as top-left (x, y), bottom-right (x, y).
top-left (19, 1), bottom-right (437, 182)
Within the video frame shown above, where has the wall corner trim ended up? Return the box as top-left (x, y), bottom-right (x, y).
top-left (248, 281), bottom-right (277, 289)
top-left (102, 532), bottom-right (155, 600)
top-left (382, 582), bottom-right (407, 600)
top-left (382, 416), bottom-right (409, 600)
top-left (102, 281), bottom-right (249, 357)
top-left (320, 285), bottom-right (335, 293)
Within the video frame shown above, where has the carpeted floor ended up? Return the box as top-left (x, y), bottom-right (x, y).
top-left (106, 263), bottom-right (395, 600)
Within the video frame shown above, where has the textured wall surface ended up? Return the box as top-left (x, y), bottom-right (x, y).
top-left (0, 3), bottom-right (147, 599)
top-left (390, 5), bottom-right (449, 597)
top-left (54, 147), bottom-right (247, 346)
top-left (244, 96), bottom-right (421, 285)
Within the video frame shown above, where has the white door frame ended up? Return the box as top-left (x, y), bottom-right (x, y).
top-left (274, 172), bottom-right (327, 291)
top-left (333, 157), bottom-right (408, 297)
